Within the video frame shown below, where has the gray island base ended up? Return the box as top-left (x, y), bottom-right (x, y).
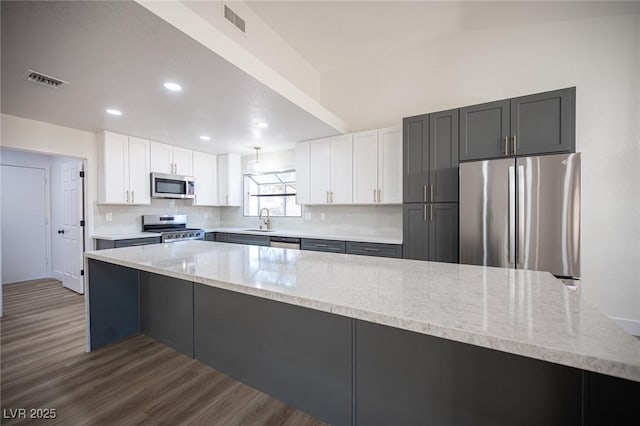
top-left (86, 243), bottom-right (640, 425)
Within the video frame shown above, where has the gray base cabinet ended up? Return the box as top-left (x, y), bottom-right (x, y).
top-left (95, 236), bottom-right (161, 250)
top-left (301, 238), bottom-right (346, 253)
top-left (345, 241), bottom-right (401, 258)
top-left (214, 232), bottom-right (270, 246)
top-left (403, 203), bottom-right (458, 263)
top-left (460, 87), bottom-right (575, 161)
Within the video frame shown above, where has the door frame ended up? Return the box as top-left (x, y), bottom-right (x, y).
top-left (0, 148), bottom-right (88, 316)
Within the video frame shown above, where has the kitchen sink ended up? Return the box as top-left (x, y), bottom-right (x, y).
top-left (244, 229), bottom-right (275, 232)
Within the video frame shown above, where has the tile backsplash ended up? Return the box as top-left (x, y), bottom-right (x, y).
top-left (93, 199), bottom-right (221, 234)
top-left (94, 201), bottom-right (402, 240)
top-left (220, 204), bottom-right (402, 239)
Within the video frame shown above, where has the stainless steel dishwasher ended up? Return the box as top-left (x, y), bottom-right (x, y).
top-left (269, 236), bottom-right (301, 250)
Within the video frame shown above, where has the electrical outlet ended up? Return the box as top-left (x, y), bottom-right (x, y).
top-left (320, 212), bottom-right (326, 221)
top-left (305, 212), bottom-right (311, 221)
top-left (105, 212), bottom-right (112, 222)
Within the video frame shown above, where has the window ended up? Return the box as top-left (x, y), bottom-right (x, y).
top-left (243, 170), bottom-right (302, 217)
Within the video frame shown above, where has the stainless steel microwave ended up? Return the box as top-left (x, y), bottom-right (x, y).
top-left (150, 173), bottom-right (195, 199)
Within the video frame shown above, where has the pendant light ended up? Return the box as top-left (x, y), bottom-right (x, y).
top-left (247, 146), bottom-right (262, 174)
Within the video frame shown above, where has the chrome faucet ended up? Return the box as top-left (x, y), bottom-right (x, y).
top-left (259, 208), bottom-right (272, 230)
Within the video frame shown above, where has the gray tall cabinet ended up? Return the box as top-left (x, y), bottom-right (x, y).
top-left (403, 109), bottom-right (459, 262)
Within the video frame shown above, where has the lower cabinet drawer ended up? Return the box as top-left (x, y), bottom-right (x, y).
top-left (346, 242), bottom-right (402, 258)
top-left (95, 237), bottom-right (162, 250)
top-left (205, 232), bottom-right (216, 242)
top-left (301, 239), bottom-right (346, 253)
top-left (225, 233), bottom-right (271, 247)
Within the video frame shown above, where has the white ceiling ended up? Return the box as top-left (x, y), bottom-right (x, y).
top-left (0, 1), bottom-right (341, 155)
top-left (246, 1), bottom-right (640, 73)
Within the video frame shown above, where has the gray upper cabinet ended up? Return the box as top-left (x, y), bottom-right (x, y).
top-left (403, 110), bottom-right (459, 203)
top-left (460, 87), bottom-right (575, 161)
top-left (459, 99), bottom-right (510, 161)
top-left (510, 87), bottom-right (575, 156)
top-left (429, 109), bottom-right (459, 202)
top-left (403, 114), bottom-right (429, 203)
top-left (403, 203), bottom-right (458, 263)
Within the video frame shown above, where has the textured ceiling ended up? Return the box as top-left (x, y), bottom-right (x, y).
top-left (1, 1), bottom-right (340, 155)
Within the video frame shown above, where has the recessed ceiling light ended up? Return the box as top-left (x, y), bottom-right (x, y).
top-left (164, 82), bottom-right (182, 92)
top-left (200, 135), bottom-right (211, 141)
top-left (105, 108), bottom-right (122, 116)
top-left (255, 121), bottom-right (269, 129)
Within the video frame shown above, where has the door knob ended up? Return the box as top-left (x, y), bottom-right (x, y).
top-left (57, 229), bottom-right (65, 234)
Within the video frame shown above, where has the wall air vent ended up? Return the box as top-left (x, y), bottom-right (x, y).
top-left (224, 4), bottom-right (246, 33)
top-left (24, 69), bottom-right (68, 89)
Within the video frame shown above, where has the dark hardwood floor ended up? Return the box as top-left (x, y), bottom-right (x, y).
top-left (1, 279), bottom-right (325, 425)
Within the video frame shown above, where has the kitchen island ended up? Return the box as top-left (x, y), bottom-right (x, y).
top-left (85, 240), bottom-right (640, 425)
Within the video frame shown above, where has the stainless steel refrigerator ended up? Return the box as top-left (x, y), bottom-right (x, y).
top-left (459, 153), bottom-right (580, 280)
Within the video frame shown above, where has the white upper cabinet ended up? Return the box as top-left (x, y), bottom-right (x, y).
top-left (377, 127), bottom-right (402, 204)
top-left (172, 146), bottom-right (193, 176)
top-left (307, 136), bottom-right (353, 204)
top-left (352, 127), bottom-right (402, 204)
top-left (150, 141), bottom-right (193, 175)
top-left (295, 141), bottom-right (310, 205)
top-left (217, 154), bottom-right (241, 206)
top-left (192, 151), bottom-right (218, 206)
top-left (297, 127), bottom-right (401, 206)
top-left (353, 130), bottom-right (379, 204)
top-left (330, 134), bottom-right (353, 204)
top-left (309, 138), bottom-right (331, 204)
top-left (98, 131), bottom-right (150, 205)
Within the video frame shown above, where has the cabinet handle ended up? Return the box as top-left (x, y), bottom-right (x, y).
top-left (126, 190), bottom-right (129, 203)
top-left (430, 204), bottom-right (434, 222)
top-left (430, 185), bottom-right (434, 202)
top-left (364, 247), bottom-right (380, 252)
top-left (423, 204), bottom-right (427, 222)
top-left (504, 136), bottom-right (509, 156)
top-left (316, 244), bottom-right (328, 247)
top-left (225, 195), bottom-right (229, 205)
top-left (512, 135), bottom-right (517, 155)
top-left (423, 184), bottom-right (427, 202)
top-left (132, 190), bottom-right (135, 203)
top-left (373, 189), bottom-right (377, 203)
top-left (377, 188), bottom-right (381, 203)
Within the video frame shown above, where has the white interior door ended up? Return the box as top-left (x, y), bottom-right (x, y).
top-left (59, 161), bottom-right (84, 294)
top-left (1, 165), bottom-right (48, 284)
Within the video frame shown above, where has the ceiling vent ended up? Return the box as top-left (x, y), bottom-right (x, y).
top-left (24, 69), bottom-right (68, 89)
top-left (224, 5), bottom-right (246, 33)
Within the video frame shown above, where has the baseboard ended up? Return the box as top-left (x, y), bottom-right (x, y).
top-left (610, 316), bottom-right (640, 336)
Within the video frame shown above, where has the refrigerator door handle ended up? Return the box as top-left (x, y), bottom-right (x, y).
top-left (517, 164), bottom-right (526, 268)
top-left (508, 166), bottom-right (516, 267)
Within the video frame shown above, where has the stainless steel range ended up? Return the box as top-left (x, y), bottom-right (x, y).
top-left (142, 214), bottom-right (205, 243)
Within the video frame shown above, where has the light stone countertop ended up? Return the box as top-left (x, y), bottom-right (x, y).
top-left (92, 232), bottom-right (162, 240)
top-left (203, 227), bottom-right (403, 244)
top-left (85, 240), bottom-right (640, 382)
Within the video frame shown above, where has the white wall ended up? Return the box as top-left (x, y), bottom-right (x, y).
top-left (321, 13), bottom-right (640, 331)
